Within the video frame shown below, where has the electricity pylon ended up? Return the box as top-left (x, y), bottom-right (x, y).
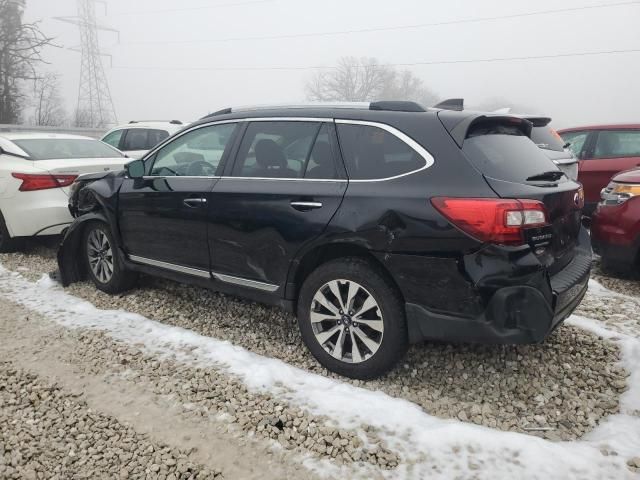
top-left (55, 0), bottom-right (119, 128)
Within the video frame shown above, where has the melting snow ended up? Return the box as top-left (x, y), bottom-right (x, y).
top-left (0, 265), bottom-right (637, 479)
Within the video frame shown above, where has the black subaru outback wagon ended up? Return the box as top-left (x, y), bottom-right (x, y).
top-left (57, 101), bottom-right (591, 379)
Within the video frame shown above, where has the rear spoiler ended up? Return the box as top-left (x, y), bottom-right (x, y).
top-left (438, 112), bottom-right (533, 148)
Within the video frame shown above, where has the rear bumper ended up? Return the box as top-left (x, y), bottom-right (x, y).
top-left (1, 189), bottom-right (72, 237)
top-left (390, 228), bottom-right (592, 344)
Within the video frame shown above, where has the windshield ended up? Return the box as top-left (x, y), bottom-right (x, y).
top-left (463, 129), bottom-right (563, 184)
top-left (12, 138), bottom-right (124, 160)
top-left (530, 126), bottom-right (566, 152)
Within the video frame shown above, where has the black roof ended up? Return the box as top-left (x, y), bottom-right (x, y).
top-left (188, 100), bottom-right (532, 148)
top-left (192, 101), bottom-right (444, 129)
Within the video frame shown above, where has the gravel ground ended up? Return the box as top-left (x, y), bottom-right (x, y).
top-left (64, 329), bottom-right (400, 469)
top-left (0, 362), bottom-right (222, 480)
top-left (591, 260), bottom-right (640, 298)
top-left (0, 245), bottom-right (630, 444)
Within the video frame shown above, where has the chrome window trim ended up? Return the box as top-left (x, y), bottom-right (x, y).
top-left (219, 176), bottom-right (346, 183)
top-left (128, 255), bottom-right (279, 292)
top-left (335, 119), bottom-right (435, 183)
top-left (136, 117), bottom-right (435, 183)
top-left (129, 255), bottom-right (211, 279)
top-left (141, 175), bottom-right (221, 180)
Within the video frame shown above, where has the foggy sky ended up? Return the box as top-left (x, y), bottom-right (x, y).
top-left (23, 0), bottom-right (640, 128)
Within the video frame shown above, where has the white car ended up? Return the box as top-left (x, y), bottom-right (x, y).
top-left (101, 120), bottom-right (185, 159)
top-left (0, 133), bottom-right (130, 252)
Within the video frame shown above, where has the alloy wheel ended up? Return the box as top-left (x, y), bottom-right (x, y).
top-left (310, 279), bottom-right (384, 363)
top-left (87, 229), bottom-right (114, 284)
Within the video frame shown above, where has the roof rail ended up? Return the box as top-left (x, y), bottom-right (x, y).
top-left (202, 101), bottom-right (427, 119)
top-left (128, 120), bottom-right (183, 125)
top-left (433, 98), bottom-right (464, 111)
top-left (369, 101), bottom-right (425, 112)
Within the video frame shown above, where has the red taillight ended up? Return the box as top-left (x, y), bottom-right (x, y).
top-left (11, 173), bottom-right (77, 191)
top-left (431, 197), bottom-right (548, 246)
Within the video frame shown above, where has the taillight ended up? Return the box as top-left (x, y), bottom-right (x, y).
top-left (11, 173), bottom-right (77, 191)
top-left (431, 197), bottom-right (548, 246)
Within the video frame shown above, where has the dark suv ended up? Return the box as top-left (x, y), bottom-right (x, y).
top-left (57, 101), bottom-right (591, 379)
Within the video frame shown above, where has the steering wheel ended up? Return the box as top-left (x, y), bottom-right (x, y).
top-left (186, 160), bottom-right (216, 176)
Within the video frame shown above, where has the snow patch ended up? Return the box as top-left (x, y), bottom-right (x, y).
top-left (0, 266), bottom-right (637, 479)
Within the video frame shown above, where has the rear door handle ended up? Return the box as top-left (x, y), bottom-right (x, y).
top-left (290, 201), bottom-right (323, 211)
top-left (183, 198), bottom-right (207, 208)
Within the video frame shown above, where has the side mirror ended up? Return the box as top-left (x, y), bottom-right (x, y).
top-left (126, 159), bottom-right (145, 178)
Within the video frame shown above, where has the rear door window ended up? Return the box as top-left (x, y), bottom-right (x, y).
top-left (122, 129), bottom-right (169, 151)
top-left (232, 121), bottom-right (324, 178)
top-left (593, 130), bottom-right (640, 158)
top-left (462, 125), bottom-right (561, 183)
top-left (336, 123), bottom-right (425, 180)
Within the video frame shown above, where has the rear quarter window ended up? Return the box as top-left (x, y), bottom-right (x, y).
top-left (336, 123), bottom-right (427, 180)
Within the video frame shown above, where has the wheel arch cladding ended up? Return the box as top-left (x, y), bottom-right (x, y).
top-left (56, 213), bottom-right (111, 286)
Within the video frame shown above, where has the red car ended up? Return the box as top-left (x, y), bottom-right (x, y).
top-left (558, 124), bottom-right (640, 215)
top-left (592, 168), bottom-right (640, 271)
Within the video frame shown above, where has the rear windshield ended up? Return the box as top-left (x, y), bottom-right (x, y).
top-left (463, 127), bottom-right (562, 183)
top-left (530, 126), bottom-right (566, 152)
top-left (12, 138), bottom-right (124, 160)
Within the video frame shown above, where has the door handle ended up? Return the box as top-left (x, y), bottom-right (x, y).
top-left (183, 198), bottom-right (207, 208)
top-left (290, 201), bottom-right (323, 211)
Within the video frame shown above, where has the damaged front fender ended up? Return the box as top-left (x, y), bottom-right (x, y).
top-left (56, 212), bottom-right (110, 286)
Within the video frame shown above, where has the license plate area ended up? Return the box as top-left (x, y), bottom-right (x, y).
top-left (523, 225), bottom-right (553, 248)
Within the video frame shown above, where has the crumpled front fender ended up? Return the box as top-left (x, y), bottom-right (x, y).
top-left (56, 212), bottom-right (110, 286)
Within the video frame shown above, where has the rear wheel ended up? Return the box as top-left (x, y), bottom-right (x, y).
top-left (0, 212), bottom-right (23, 253)
top-left (297, 258), bottom-right (408, 379)
top-left (83, 221), bottom-right (137, 294)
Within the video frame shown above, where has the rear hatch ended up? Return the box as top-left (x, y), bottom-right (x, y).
top-left (450, 115), bottom-right (583, 272)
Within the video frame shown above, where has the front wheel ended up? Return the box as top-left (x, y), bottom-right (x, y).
top-left (297, 258), bottom-right (408, 379)
top-left (83, 221), bottom-right (137, 294)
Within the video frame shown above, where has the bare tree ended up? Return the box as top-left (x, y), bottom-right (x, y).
top-left (31, 72), bottom-right (66, 126)
top-left (0, 0), bottom-right (55, 124)
top-left (73, 108), bottom-right (93, 128)
top-left (305, 56), bottom-right (438, 107)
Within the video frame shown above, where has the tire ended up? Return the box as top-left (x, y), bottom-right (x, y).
top-left (0, 211), bottom-right (23, 253)
top-left (297, 257), bottom-right (408, 379)
top-left (83, 221), bottom-right (137, 294)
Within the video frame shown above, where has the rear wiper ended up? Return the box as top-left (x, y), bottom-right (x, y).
top-left (526, 171), bottom-right (565, 182)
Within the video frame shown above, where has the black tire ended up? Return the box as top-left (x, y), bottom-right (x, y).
top-left (297, 257), bottom-right (408, 379)
top-left (0, 211), bottom-right (23, 253)
top-left (83, 221), bottom-right (138, 294)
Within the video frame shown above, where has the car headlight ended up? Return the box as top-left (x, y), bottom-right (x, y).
top-left (600, 182), bottom-right (640, 205)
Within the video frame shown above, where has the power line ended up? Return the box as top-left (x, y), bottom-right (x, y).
top-left (110, 48), bottom-right (640, 72)
top-left (112, 0), bottom-right (274, 16)
top-left (118, 0), bottom-right (640, 45)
